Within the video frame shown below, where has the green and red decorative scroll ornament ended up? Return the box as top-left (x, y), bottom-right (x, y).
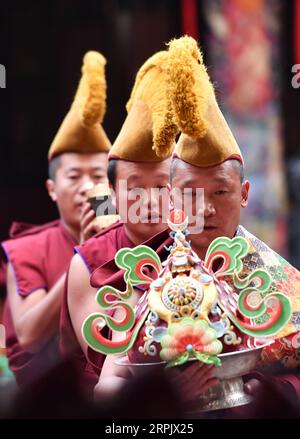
top-left (82, 246), bottom-right (162, 354)
top-left (82, 209), bottom-right (294, 368)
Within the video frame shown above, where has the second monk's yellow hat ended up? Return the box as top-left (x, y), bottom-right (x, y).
top-left (109, 50), bottom-right (179, 162)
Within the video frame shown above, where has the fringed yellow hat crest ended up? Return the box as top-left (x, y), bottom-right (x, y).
top-left (167, 36), bottom-right (243, 167)
top-left (48, 51), bottom-right (111, 160)
top-left (109, 51), bottom-right (178, 162)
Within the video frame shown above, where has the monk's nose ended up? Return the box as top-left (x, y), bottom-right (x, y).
top-left (204, 201), bottom-right (216, 217)
top-left (79, 180), bottom-right (94, 196)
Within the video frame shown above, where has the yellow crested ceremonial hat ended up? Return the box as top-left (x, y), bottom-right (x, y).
top-left (48, 51), bottom-right (111, 160)
top-left (109, 50), bottom-right (178, 162)
top-left (167, 36), bottom-right (243, 167)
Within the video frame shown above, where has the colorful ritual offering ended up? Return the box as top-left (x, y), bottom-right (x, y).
top-left (82, 208), bottom-right (300, 399)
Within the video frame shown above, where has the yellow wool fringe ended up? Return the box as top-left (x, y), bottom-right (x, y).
top-left (127, 51), bottom-right (178, 158)
top-left (74, 51), bottom-right (107, 127)
top-left (167, 35), bottom-right (214, 139)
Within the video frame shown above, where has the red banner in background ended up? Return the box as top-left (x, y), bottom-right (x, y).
top-left (181, 0), bottom-right (199, 40)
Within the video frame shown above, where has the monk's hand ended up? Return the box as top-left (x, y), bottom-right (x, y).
top-left (80, 202), bottom-right (101, 243)
top-left (243, 378), bottom-right (263, 396)
top-left (167, 361), bottom-right (219, 403)
top-left (94, 376), bottom-right (129, 403)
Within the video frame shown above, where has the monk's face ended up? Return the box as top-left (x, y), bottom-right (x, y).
top-left (170, 159), bottom-right (250, 259)
top-left (114, 160), bottom-right (170, 244)
top-left (46, 152), bottom-right (108, 230)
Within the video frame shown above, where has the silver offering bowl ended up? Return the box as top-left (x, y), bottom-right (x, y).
top-left (115, 340), bottom-right (273, 413)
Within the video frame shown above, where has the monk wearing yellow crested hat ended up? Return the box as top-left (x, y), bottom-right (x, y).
top-left (1, 51), bottom-right (111, 388)
top-left (165, 35), bottom-right (300, 416)
top-left (91, 37), bottom-right (300, 415)
top-left (62, 49), bottom-right (180, 396)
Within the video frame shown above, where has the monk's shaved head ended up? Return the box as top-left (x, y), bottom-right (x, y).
top-left (170, 157), bottom-right (244, 186)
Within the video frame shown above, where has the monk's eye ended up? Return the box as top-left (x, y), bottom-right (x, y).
top-left (68, 174), bottom-right (80, 181)
top-left (214, 190), bottom-right (227, 195)
top-left (93, 174), bottom-right (106, 181)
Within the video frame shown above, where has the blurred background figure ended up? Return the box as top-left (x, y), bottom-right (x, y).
top-left (0, 50), bottom-right (110, 394)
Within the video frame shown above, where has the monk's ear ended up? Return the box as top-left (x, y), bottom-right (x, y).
top-left (241, 180), bottom-right (250, 208)
top-left (46, 179), bottom-right (57, 202)
top-left (109, 184), bottom-right (117, 211)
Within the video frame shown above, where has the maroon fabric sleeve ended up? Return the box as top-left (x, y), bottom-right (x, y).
top-left (1, 221), bottom-right (75, 297)
top-left (2, 238), bottom-right (47, 297)
top-left (59, 270), bottom-right (99, 397)
top-left (271, 373), bottom-right (300, 403)
top-left (74, 221), bottom-right (124, 273)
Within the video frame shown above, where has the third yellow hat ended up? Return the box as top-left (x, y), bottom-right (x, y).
top-left (167, 36), bottom-right (243, 167)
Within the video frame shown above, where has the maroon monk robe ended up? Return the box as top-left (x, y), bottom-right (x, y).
top-left (59, 223), bottom-right (172, 396)
top-left (1, 220), bottom-right (77, 388)
top-left (0, 260), bottom-right (6, 291)
top-left (59, 221), bottom-right (135, 395)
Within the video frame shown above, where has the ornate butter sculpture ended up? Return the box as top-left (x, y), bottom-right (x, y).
top-left (82, 209), bottom-right (295, 411)
top-left (82, 209), bottom-right (292, 369)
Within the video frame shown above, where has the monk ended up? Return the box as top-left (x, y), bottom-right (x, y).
top-left (91, 37), bottom-right (300, 416)
top-left (1, 51), bottom-right (111, 388)
top-left (61, 50), bottom-right (179, 396)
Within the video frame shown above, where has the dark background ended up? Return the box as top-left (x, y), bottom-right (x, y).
top-left (0, 0), bottom-right (299, 262)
